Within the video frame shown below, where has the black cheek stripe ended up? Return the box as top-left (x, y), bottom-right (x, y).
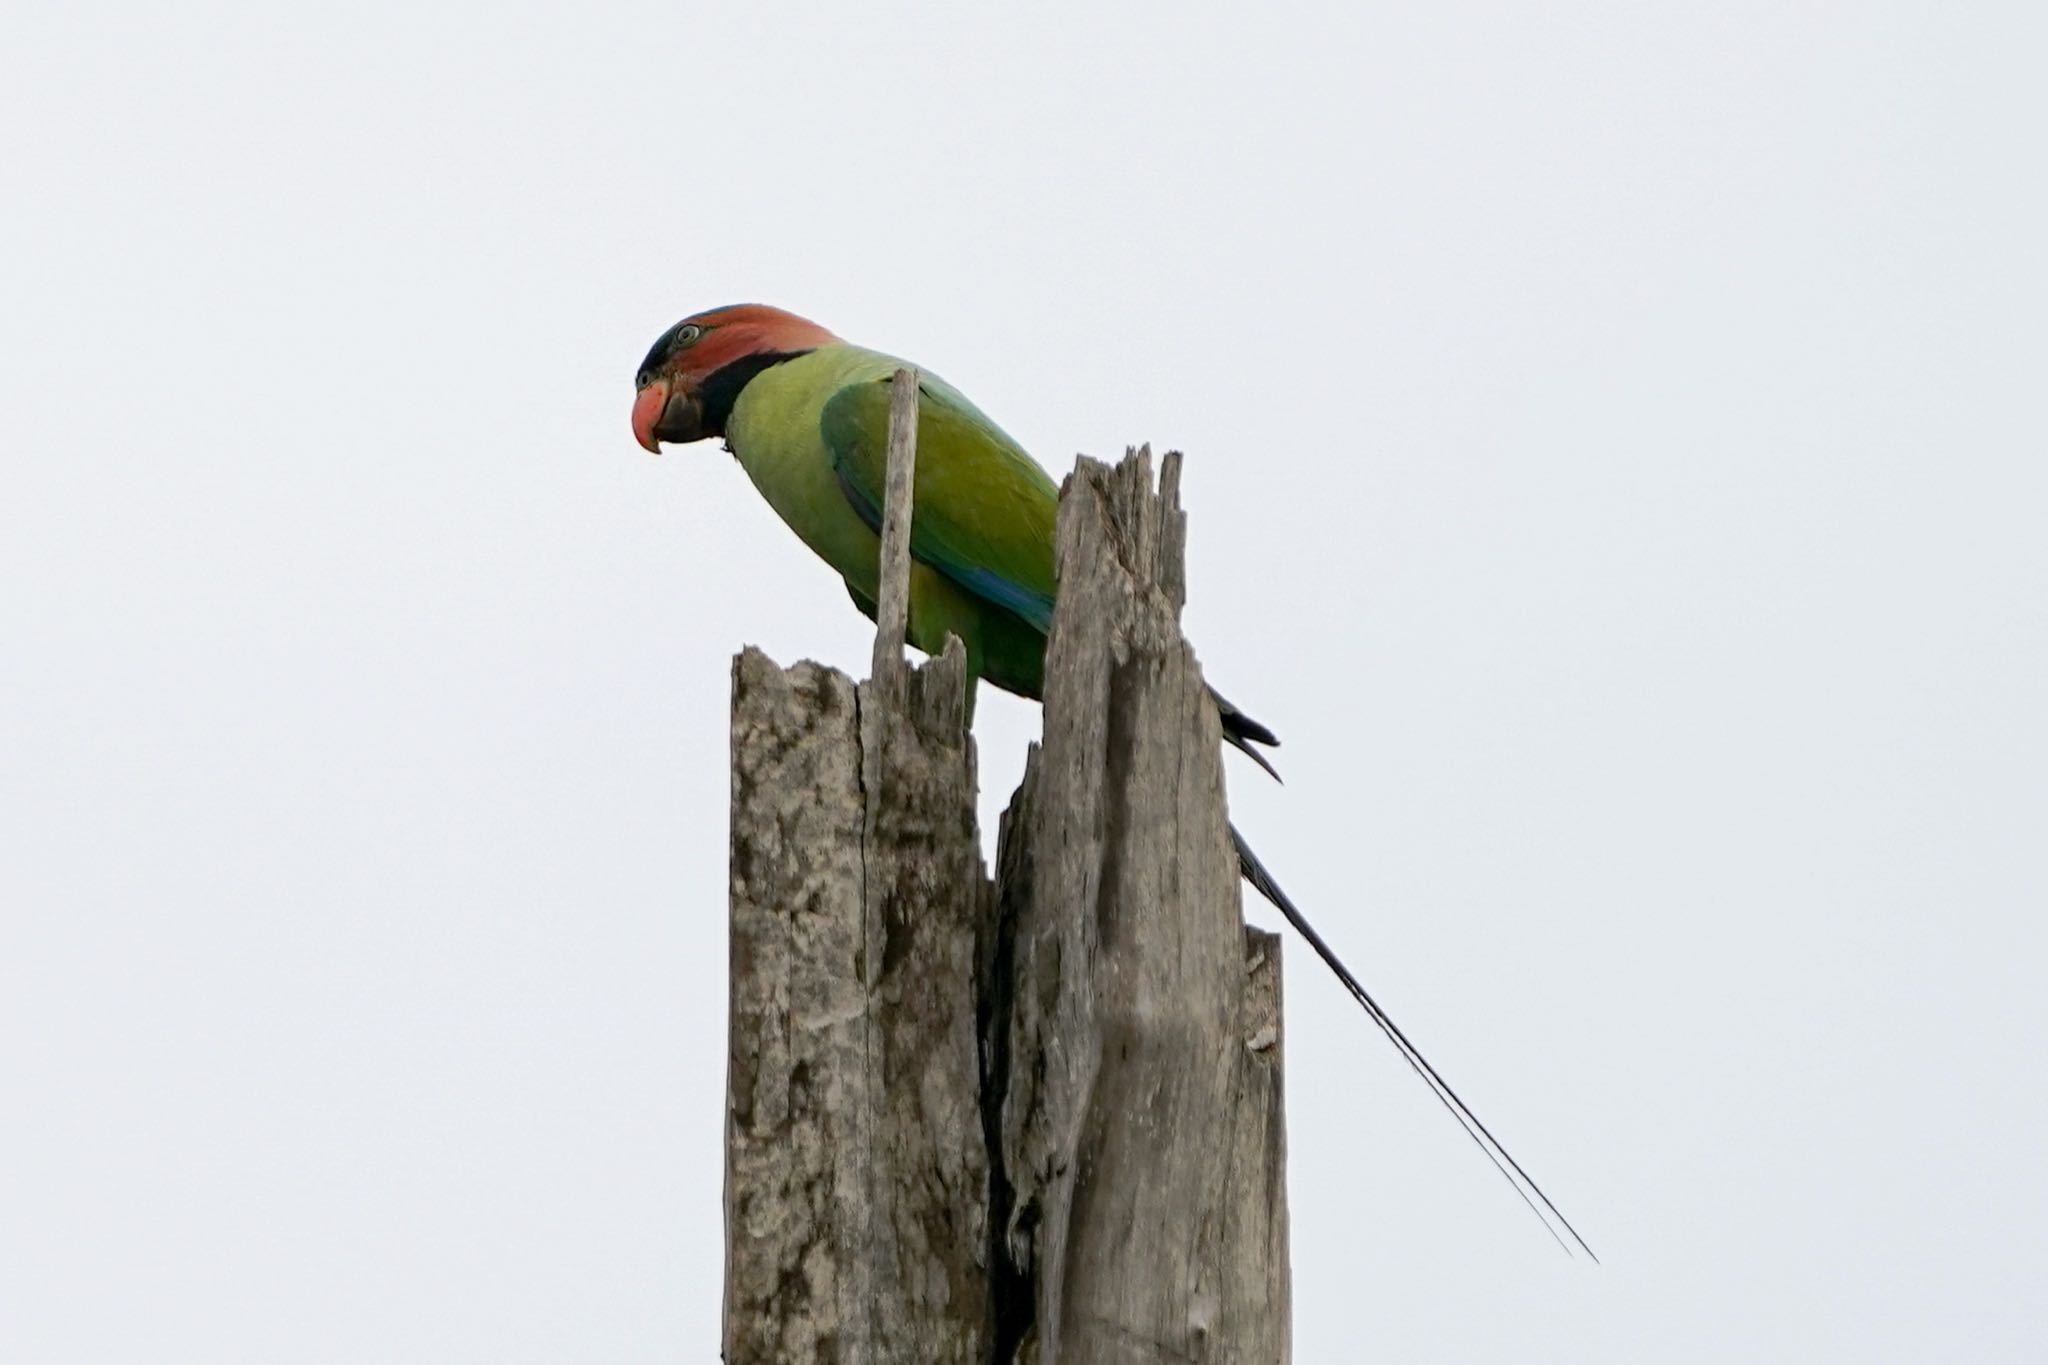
top-left (696, 349), bottom-right (812, 436)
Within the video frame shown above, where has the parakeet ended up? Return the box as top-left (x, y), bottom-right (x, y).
top-left (632, 303), bottom-right (1591, 1258)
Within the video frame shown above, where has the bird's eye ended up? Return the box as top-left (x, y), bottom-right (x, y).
top-left (673, 323), bottom-right (703, 348)
top-left (635, 369), bottom-right (653, 389)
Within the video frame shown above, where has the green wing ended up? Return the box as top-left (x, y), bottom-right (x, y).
top-left (820, 374), bottom-right (1059, 631)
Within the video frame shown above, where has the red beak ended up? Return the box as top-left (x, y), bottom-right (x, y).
top-left (631, 378), bottom-right (671, 453)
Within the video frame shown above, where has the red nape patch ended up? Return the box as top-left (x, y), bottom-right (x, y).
top-left (690, 303), bottom-right (840, 356)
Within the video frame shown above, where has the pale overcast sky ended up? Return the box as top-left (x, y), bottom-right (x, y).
top-left (5, 3), bottom-right (2044, 1361)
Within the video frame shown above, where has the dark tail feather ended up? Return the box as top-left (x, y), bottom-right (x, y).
top-left (1230, 824), bottom-right (1599, 1262)
top-left (1211, 686), bottom-right (1281, 781)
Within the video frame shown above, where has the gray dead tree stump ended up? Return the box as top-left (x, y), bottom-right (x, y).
top-left (722, 371), bottom-right (1289, 1364)
top-left (988, 451), bottom-right (1291, 1364)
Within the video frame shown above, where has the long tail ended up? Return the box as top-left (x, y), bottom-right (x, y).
top-left (1213, 686), bottom-right (1282, 780)
top-left (1230, 823), bottom-right (1599, 1262)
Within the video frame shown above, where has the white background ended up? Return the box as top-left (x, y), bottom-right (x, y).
top-left (5, 3), bottom-right (2044, 1360)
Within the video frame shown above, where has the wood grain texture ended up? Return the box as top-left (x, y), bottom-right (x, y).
top-left (869, 367), bottom-right (920, 703)
top-left (988, 449), bottom-right (1292, 1364)
top-left (723, 445), bottom-right (1290, 1364)
top-left (725, 641), bottom-right (988, 1365)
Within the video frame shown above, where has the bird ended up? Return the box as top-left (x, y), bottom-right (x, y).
top-left (632, 302), bottom-right (1594, 1259)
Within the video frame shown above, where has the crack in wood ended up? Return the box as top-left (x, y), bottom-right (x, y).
top-left (723, 449), bottom-right (1291, 1364)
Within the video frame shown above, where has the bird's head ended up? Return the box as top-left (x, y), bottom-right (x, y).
top-left (631, 304), bottom-right (839, 452)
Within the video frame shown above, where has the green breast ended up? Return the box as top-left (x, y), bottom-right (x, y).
top-left (722, 342), bottom-right (1054, 703)
top-left (726, 345), bottom-right (898, 598)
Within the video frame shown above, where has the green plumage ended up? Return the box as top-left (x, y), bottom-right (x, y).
top-left (726, 343), bottom-right (1060, 704)
top-left (662, 316), bottom-right (1597, 1258)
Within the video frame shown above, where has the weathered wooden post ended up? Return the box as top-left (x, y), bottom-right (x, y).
top-left (722, 368), bottom-right (1289, 1363)
top-left (725, 370), bottom-right (989, 1364)
top-left (985, 450), bottom-right (1290, 1364)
